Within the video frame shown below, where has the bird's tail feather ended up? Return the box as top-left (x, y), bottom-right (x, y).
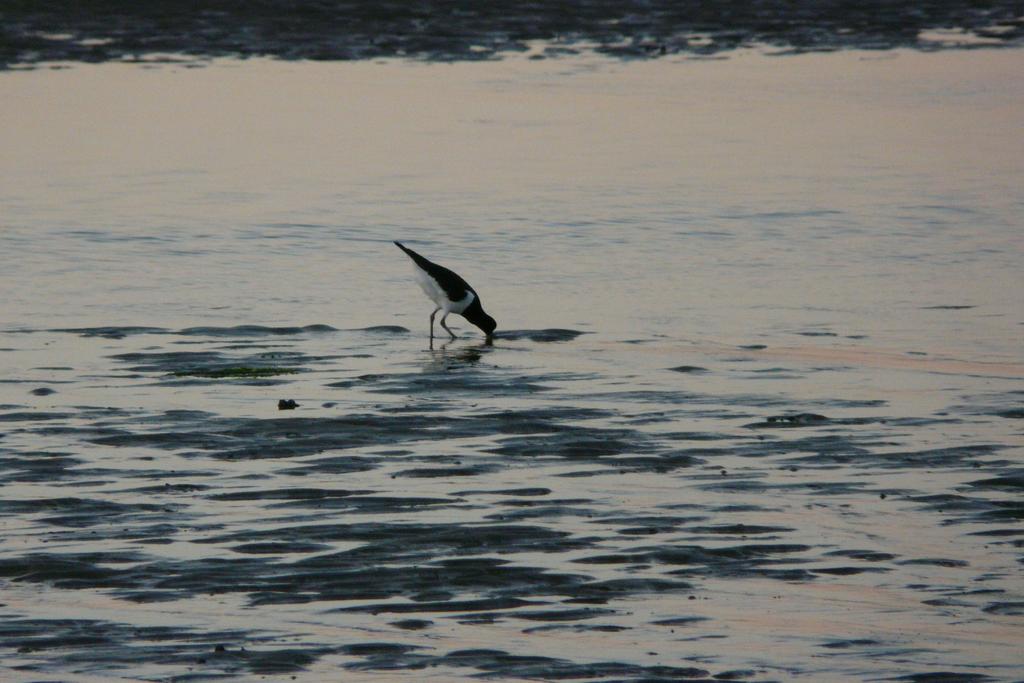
top-left (394, 241), bottom-right (430, 269)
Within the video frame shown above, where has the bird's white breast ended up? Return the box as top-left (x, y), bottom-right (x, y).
top-left (411, 262), bottom-right (475, 313)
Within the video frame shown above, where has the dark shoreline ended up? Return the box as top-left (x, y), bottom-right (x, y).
top-left (3, 0), bottom-right (1023, 68)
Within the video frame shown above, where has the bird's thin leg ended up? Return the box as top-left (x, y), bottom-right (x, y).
top-left (429, 307), bottom-right (440, 342)
top-left (440, 313), bottom-right (458, 340)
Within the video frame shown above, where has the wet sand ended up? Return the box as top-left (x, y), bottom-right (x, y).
top-left (1, 322), bottom-right (1022, 681)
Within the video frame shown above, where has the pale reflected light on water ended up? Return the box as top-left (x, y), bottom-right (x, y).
top-left (2, 50), bottom-right (1022, 347)
top-left (0, 48), bottom-right (1022, 682)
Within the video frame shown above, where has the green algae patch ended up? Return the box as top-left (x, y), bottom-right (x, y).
top-left (172, 367), bottom-right (301, 379)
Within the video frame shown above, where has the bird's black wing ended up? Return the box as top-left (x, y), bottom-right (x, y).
top-left (394, 241), bottom-right (474, 302)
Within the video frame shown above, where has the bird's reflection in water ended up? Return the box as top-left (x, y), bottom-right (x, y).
top-left (424, 337), bottom-right (492, 371)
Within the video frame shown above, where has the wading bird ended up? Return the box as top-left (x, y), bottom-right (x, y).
top-left (394, 241), bottom-right (497, 342)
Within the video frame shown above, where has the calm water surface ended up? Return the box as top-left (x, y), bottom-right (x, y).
top-left (0, 49), bottom-right (1022, 682)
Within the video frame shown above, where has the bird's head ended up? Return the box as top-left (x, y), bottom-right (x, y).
top-left (463, 301), bottom-right (497, 339)
top-left (478, 313), bottom-right (497, 338)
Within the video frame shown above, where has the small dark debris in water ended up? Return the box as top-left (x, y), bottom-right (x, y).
top-left (322, 402), bottom-right (337, 408)
top-left (214, 644), bottom-right (227, 652)
top-left (921, 305), bottom-right (976, 310)
top-left (879, 493), bottom-right (887, 499)
top-left (739, 344), bottom-right (767, 350)
top-left (995, 408), bottom-right (1024, 419)
top-left (174, 367), bottom-right (300, 379)
top-left (278, 399), bottom-right (300, 410)
top-left (906, 351), bottom-right (928, 356)
top-left (30, 387), bottom-right (56, 396)
top-left (668, 365), bottom-right (708, 374)
top-left (797, 331), bottom-right (838, 337)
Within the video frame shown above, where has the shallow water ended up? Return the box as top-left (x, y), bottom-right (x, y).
top-left (1, 49), bottom-right (1023, 682)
